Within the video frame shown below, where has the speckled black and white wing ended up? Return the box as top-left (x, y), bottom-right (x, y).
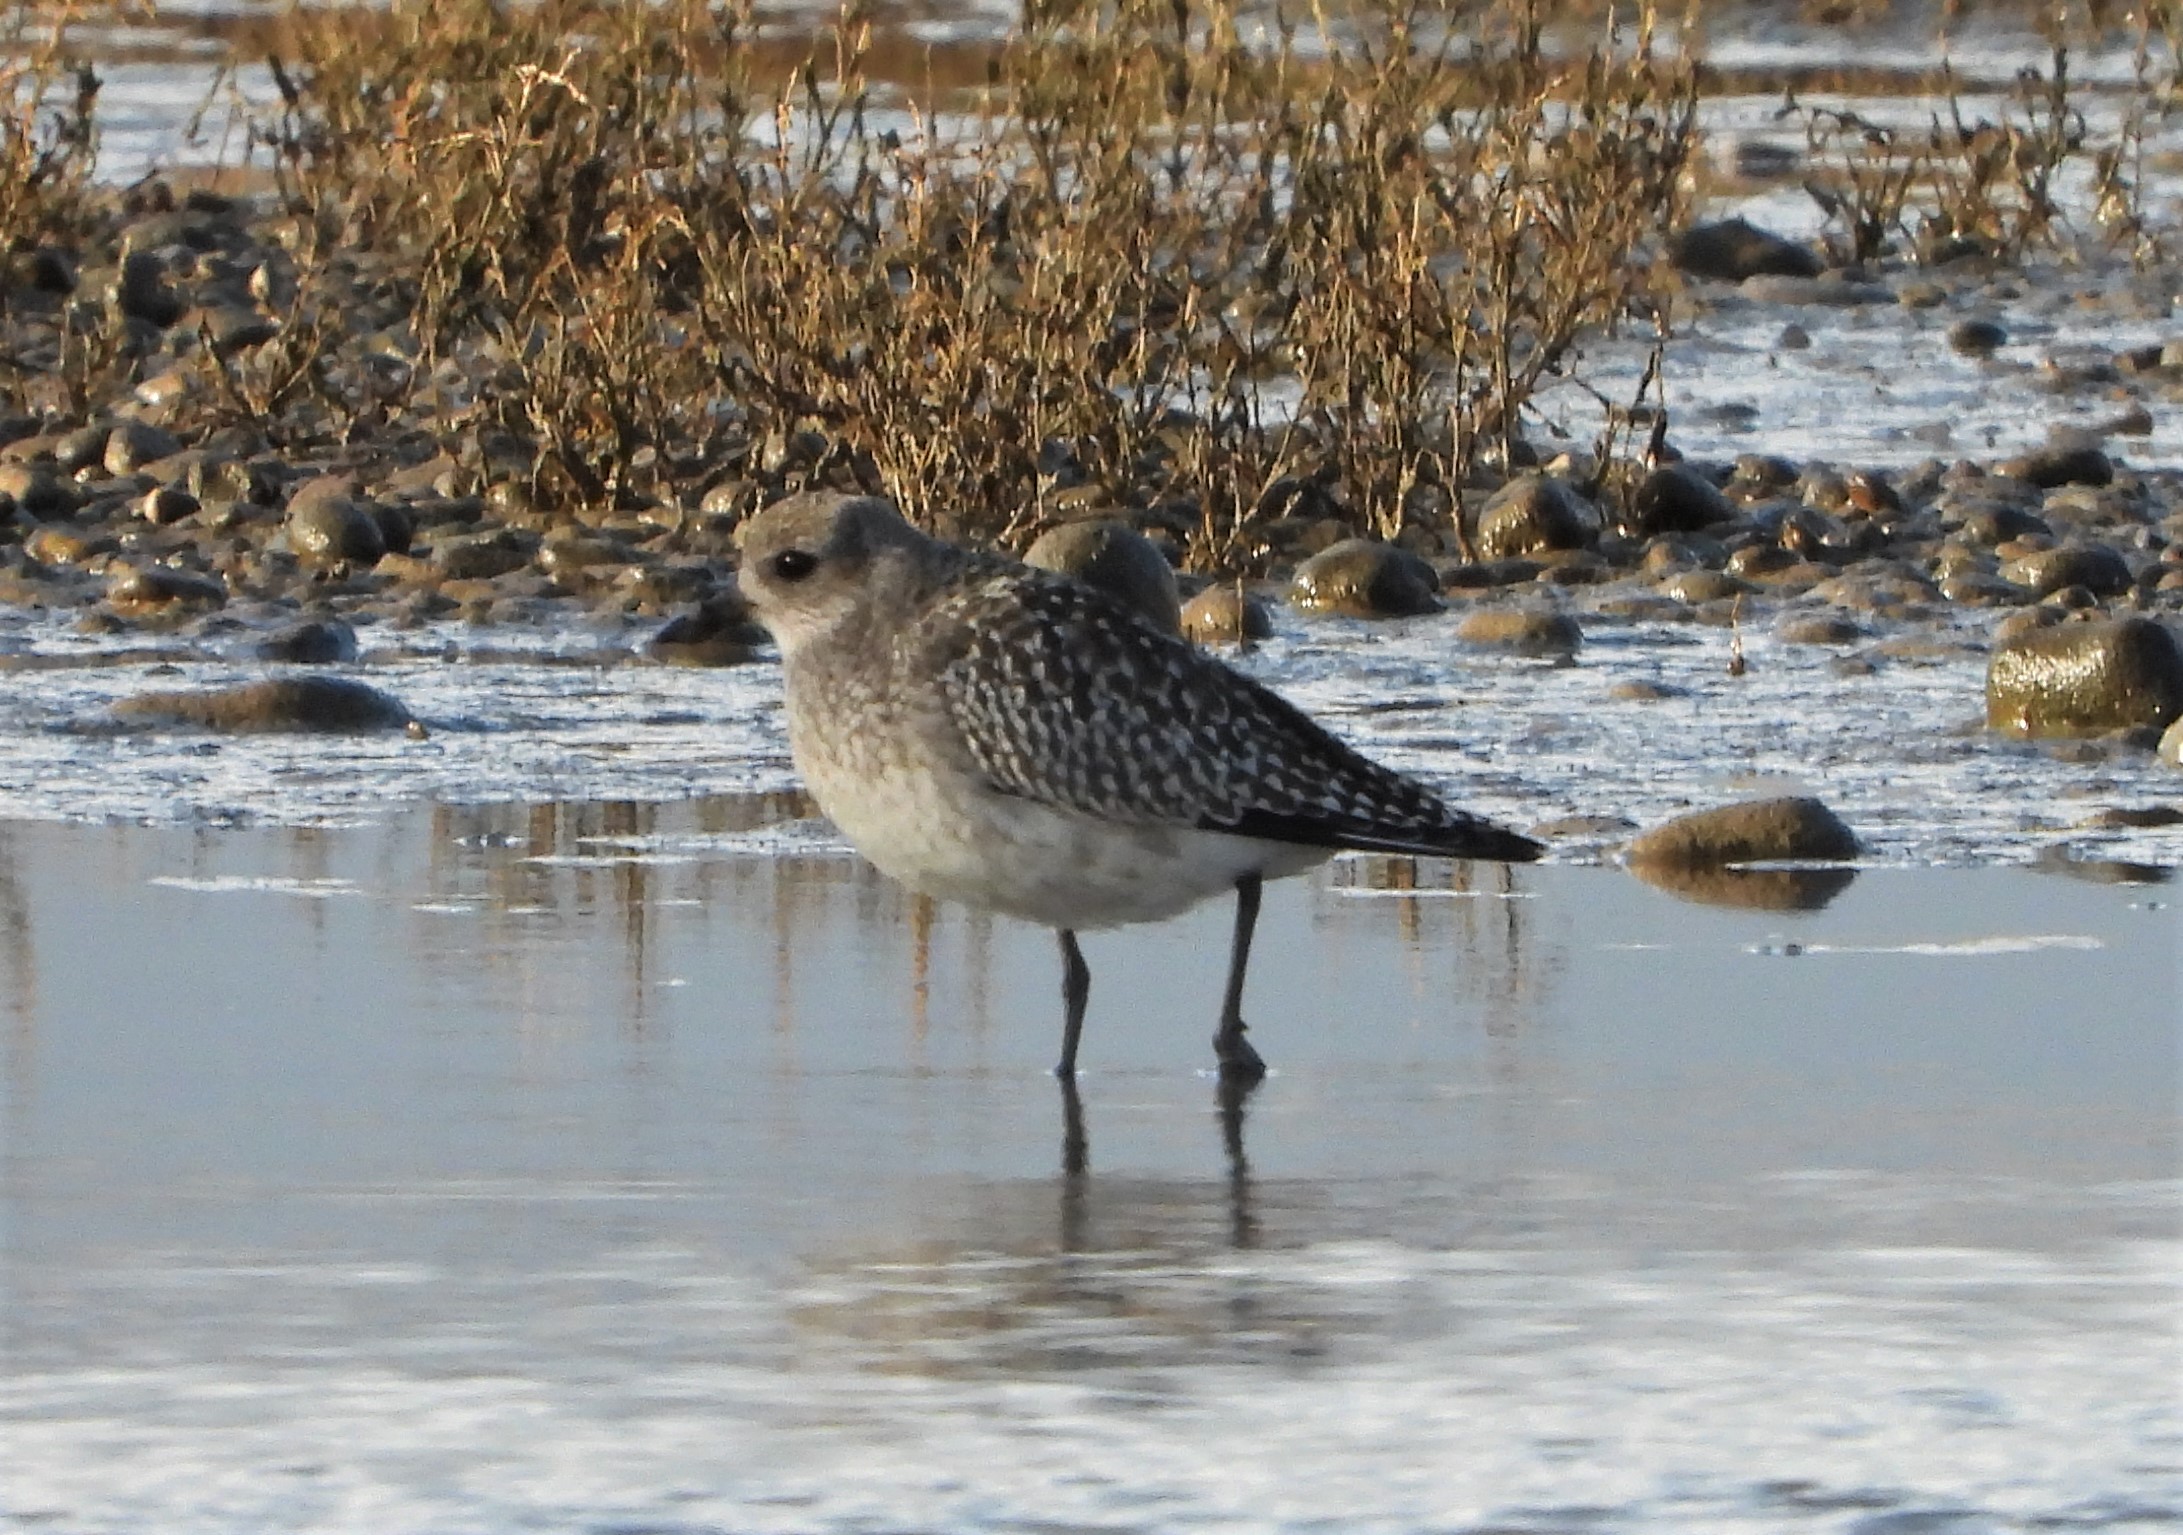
top-left (927, 568), bottom-right (1541, 862)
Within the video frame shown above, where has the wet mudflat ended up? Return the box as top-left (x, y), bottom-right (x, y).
top-left (1, 801), bottom-right (2175, 1533)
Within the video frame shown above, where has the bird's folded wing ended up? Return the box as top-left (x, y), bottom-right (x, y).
top-left (931, 573), bottom-right (1539, 861)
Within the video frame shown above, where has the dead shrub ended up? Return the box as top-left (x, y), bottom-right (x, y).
top-left (1795, 3), bottom-right (2173, 265)
top-left (247, 0), bottom-right (1696, 565)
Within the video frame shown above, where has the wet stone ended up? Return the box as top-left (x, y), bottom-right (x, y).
top-left (1951, 501), bottom-right (2051, 547)
top-left (1726, 543), bottom-right (1801, 579)
top-left (111, 675), bottom-right (414, 733)
top-left (1948, 318), bottom-right (2009, 356)
top-left (1999, 545), bottom-right (2133, 599)
top-left (1587, 592), bottom-right (1690, 623)
top-left (374, 553), bottom-right (439, 588)
top-left (1440, 557), bottom-right (1543, 589)
top-left (105, 564), bottom-right (227, 617)
top-left (1778, 614), bottom-right (1865, 645)
top-left (287, 492), bottom-right (388, 568)
top-left (370, 502), bottom-right (414, 557)
top-left (1180, 583), bottom-right (1275, 647)
top-left (1474, 475), bottom-right (1597, 560)
top-left (193, 304), bottom-right (279, 355)
top-left (1025, 518), bottom-right (1182, 634)
top-left (1626, 796), bottom-right (1861, 867)
top-left (435, 528), bottom-right (536, 582)
top-left (1986, 616), bottom-right (2183, 738)
top-left (1456, 607), bottom-right (1583, 656)
top-left (699, 477), bottom-right (759, 521)
top-left (1659, 568), bottom-right (1745, 604)
top-left (114, 251), bottom-right (184, 327)
top-left (2041, 484), bottom-right (2148, 534)
top-left (383, 454), bottom-right (468, 501)
top-left (2002, 443), bottom-right (2115, 489)
top-left (1607, 679), bottom-right (1684, 701)
top-left (647, 595), bottom-right (769, 667)
top-left (0, 463), bottom-right (80, 520)
top-left (1669, 218), bottom-right (1824, 281)
top-left (536, 535), bottom-right (631, 588)
top-left (614, 561), bottom-right (712, 609)
top-left (1534, 551), bottom-right (1612, 586)
top-left (1289, 539), bottom-right (1440, 619)
top-left (256, 618), bottom-right (360, 664)
top-left (139, 486), bottom-right (200, 526)
top-left (1641, 533), bottom-right (1727, 575)
top-left (23, 526), bottom-right (105, 566)
top-left (1941, 572), bottom-right (2029, 606)
top-left (1628, 464), bottom-right (1736, 537)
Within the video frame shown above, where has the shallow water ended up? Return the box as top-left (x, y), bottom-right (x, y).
top-left (5, 598), bottom-right (2182, 873)
top-left (0, 804), bottom-right (2176, 1532)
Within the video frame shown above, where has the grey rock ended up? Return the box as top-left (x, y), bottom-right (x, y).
top-left (256, 618), bottom-right (360, 664)
top-left (2002, 444), bottom-right (2114, 489)
top-left (1627, 796), bottom-right (1861, 865)
top-left (1669, 219), bottom-right (1824, 281)
top-left (1179, 583), bottom-right (1276, 647)
top-left (1999, 544), bottom-right (2133, 599)
top-left (287, 489), bottom-right (388, 567)
top-left (1948, 318), bottom-right (2009, 355)
top-left (647, 594), bottom-right (769, 667)
top-left (138, 485), bottom-right (200, 526)
top-left (435, 528), bottom-right (537, 581)
top-left (1024, 518), bottom-right (1182, 633)
top-left (103, 420), bottom-right (183, 476)
top-left (1475, 475), bottom-right (1596, 559)
top-left (1987, 617), bottom-right (2183, 738)
top-left (1456, 607), bottom-right (1583, 655)
top-left (0, 462), bottom-right (80, 520)
top-left (105, 564), bottom-right (227, 614)
top-left (1289, 539), bottom-right (1441, 619)
top-left (112, 675), bottom-right (414, 733)
top-left (1628, 464), bottom-right (1736, 536)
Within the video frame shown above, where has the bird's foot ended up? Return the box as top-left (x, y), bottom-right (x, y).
top-left (1212, 1020), bottom-right (1267, 1084)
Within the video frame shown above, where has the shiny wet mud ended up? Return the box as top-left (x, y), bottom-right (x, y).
top-left (0, 800), bottom-right (2176, 1531)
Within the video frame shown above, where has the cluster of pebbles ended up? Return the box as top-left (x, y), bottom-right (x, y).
top-left (1, 192), bottom-right (2180, 797)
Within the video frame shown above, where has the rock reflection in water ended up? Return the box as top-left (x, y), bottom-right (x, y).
top-left (1627, 858), bottom-right (1860, 911)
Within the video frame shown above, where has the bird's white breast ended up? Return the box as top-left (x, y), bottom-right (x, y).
top-left (788, 697), bottom-right (1323, 931)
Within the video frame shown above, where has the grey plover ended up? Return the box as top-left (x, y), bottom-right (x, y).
top-left (739, 492), bottom-right (1542, 1081)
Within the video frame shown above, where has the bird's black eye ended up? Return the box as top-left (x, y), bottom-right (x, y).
top-left (768, 549), bottom-right (820, 584)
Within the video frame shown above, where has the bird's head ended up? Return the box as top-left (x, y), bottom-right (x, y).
top-left (737, 493), bottom-right (937, 657)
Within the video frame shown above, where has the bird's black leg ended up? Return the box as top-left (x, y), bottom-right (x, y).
top-left (1059, 1072), bottom-right (1089, 1177)
top-left (1056, 928), bottom-right (1090, 1079)
top-left (1213, 874), bottom-right (1268, 1082)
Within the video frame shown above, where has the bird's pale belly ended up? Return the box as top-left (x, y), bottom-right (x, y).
top-left (797, 734), bottom-right (1324, 931)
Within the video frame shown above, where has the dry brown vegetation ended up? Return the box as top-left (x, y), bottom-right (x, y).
top-left (1792, 2), bottom-right (2177, 265)
top-left (0, 0), bottom-right (2171, 570)
top-left (234, 0), bottom-right (1701, 564)
top-left (0, 5), bottom-right (96, 264)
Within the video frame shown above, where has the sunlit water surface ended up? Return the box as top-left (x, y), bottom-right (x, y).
top-left (0, 805), bottom-right (2177, 1533)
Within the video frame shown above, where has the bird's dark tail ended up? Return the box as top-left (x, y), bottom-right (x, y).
top-left (1217, 807), bottom-right (1543, 863)
top-left (1325, 817), bottom-right (1544, 863)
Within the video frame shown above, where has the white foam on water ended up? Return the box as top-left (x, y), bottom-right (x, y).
top-left (1790, 934), bottom-right (2110, 955)
top-left (146, 874), bottom-right (364, 897)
